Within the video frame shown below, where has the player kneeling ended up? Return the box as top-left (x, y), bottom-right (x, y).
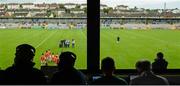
top-left (40, 53), bottom-right (47, 66)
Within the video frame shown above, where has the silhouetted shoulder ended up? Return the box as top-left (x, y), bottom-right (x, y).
top-left (51, 51), bottom-right (87, 85)
top-left (92, 76), bottom-right (127, 85)
top-left (152, 59), bottom-right (168, 73)
top-left (5, 66), bottom-right (46, 85)
top-left (0, 70), bottom-right (6, 84)
top-left (156, 75), bottom-right (169, 85)
top-left (51, 68), bottom-right (87, 85)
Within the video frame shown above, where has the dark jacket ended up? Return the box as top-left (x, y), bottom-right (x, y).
top-left (152, 59), bottom-right (168, 73)
top-left (130, 71), bottom-right (169, 85)
top-left (4, 64), bottom-right (46, 85)
top-left (0, 70), bottom-right (6, 84)
top-left (91, 75), bottom-right (128, 85)
top-left (51, 68), bottom-right (87, 85)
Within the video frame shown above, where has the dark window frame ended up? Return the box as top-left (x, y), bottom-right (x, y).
top-left (87, 0), bottom-right (100, 73)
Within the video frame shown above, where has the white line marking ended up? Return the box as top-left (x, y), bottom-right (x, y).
top-left (125, 30), bottom-right (180, 47)
top-left (35, 31), bottom-right (56, 48)
top-left (80, 29), bottom-right (86, 39)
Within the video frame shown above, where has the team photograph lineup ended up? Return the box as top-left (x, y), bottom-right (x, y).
top-left (40, 39), bottom-right (76, 66)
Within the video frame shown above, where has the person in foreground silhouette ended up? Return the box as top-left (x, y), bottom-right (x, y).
top-left (0, 70), bottom-right (5, 84)
top-left (91, 57), bottom-right (127, 85)
top-left (50, 51), bottom-right (87, 85)
top-left (4, 44), bottom-right (47, 84)
top-left (130, 60), bottom-right (169, 85)
top-left (152, 52), bottom-right (168, 73)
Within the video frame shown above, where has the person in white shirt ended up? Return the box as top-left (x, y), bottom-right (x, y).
top-left (72, 39), bottom-right (75, 48)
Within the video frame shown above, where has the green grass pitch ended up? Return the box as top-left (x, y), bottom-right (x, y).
top-left (1, 29), bottom-right (180, 69)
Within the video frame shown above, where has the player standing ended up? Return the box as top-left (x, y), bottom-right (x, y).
top-left (51, 53), bottom-right (56, 64)
top-left (54, 54), bottom-right (59, 64)
top-left (117, 36), bottom-right (120, 43)
top-left (45, 49), bottom-right (52, 62)
top-left (66, 40), bottom-right (70, 48)
top-left (40, 53), bottom-right (46, 66)
top-left (72, 39), bottom-right (75, 48)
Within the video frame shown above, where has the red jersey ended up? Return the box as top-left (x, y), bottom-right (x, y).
top-left (54, 55), bottom-right (59, 64)
top-left (40, 55), bottom-right (46, 61)
top-left (47, 50), bottom-right (51, 56)
top-left (45, 52), bottom-right (49, 57)
top-left (51, 55), bottom-right (55, 62)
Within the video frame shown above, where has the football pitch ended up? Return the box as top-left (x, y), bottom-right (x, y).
top-left (1, 29), bottom-right (180, 69)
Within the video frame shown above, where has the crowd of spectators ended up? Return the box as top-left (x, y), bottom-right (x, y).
top-left (0, 44), bottom-right (170, 85)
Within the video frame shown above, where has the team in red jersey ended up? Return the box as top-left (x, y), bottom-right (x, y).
top-left (40, 49), bottom-right (59, 66)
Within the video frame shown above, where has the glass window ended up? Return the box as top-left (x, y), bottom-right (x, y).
top-left (0, 0), bottom-right (87, 69)
top-left (100, 0), bottom-right (180, 69)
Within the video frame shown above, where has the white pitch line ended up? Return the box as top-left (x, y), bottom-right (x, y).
top-left (125, 30), bottom-right (180, 47)
top-left (80, 29), bottom-right (86, 39)
top-left (35, 31), bottom-right (56, 48)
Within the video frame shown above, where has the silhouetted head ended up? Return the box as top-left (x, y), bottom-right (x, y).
top-left (58, 51), bottom-right (76, 69)
top-left (156, 52), bottom-right (164, 60)
top-left (14, 44), bottom-right (35, 67)
top-left (101, 57), bottom-right (115, 76)
top-left (136, 60), bottom-right (151, 73)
